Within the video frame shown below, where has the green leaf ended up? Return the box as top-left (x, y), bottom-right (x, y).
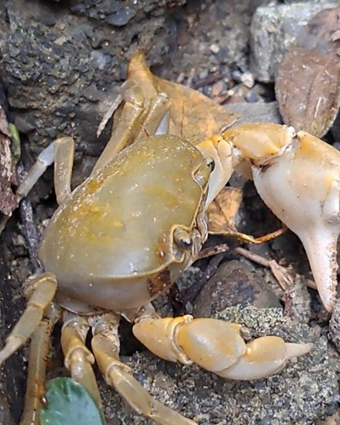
top-left (40, 378), bottom-right (104, 425)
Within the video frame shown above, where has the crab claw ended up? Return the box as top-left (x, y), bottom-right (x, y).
top-left (133, 316), bottom-right (312, 380)
top-left (298, 225), bottom-right (339, 312)
top-left (226, 124), bottom-right (340, 312)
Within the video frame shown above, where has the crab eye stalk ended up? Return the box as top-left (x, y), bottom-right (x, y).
top-left (193, 158), bottom-right (214, 189)
top-left (195, 135), bottom-right (234, 208)
top-left (174, 228), bottom-right (192, 250)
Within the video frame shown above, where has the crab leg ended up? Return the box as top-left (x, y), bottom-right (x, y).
top-left (0, 273), bottom-right (57, 365)
top-left (20, 303), bottom-right (61, 425)
top-left (0, 137), bottom-right (75, 235)
top-left (92, 82), bottom-right (170, 175)
top-left (89, 313), bottom-right (197, 425)
top-left (17, 137), bottom-right (75, 206)
top-left (133, 308), bottom-right (312, 380)
top-left (134, 93), bottom-right (170, 142)
top-left (91, 81), bottom-right (144, 174)
top-left (61, 312), bottom-right (102, 409)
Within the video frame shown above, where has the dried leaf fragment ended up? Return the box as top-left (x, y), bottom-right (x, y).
top-left (276, 4), bottom-right (340, 137)
top-left (208, 187), bottom-right (286, 244)
top-left (208, 187), bottom-right (243, 235)
top-left (125, 51), bottom-right (239, 144)
top-left (0, 103), bottom-right (17, 216)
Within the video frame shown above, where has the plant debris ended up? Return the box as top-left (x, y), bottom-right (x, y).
top-left (100, 51), bottom-right (239, 145)
top-left (0, 98), bottom-right (17, 218)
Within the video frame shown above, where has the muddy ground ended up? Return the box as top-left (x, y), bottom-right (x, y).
top-left (0, 0), bottom-right (339, 424)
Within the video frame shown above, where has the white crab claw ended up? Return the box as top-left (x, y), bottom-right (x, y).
top-left (221, 124), bottom-right (340, 312)
top-left (250, 130), bottom-right (340, 312)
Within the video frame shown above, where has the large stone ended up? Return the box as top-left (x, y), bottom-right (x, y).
top-left (250, 2), bottom-right (338, 82)
top-left (227, 101), bottom-right (282, 124)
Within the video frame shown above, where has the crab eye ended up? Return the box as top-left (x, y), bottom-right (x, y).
top-left (174, 228), bottom-right (192, 250)
top-left (207, 158), bottom-right (215, 172)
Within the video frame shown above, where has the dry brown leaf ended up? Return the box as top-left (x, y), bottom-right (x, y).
top-left (127, 51), bottom-right (239, 144)
top-left (276, 4), bottom-right (340, 137)
top-left (0, 103), bottom-right (17, 216)
top-left (208, 187), bottom-right (286, 244)
top-left (208, 187), bottom-right (243, 235)
top-left (207, 187), bottom-right (259, 243)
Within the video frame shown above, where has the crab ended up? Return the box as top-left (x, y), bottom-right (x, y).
top-left (0, 83), bottom-right (321, 425)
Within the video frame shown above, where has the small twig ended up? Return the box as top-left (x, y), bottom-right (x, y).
top-left (235, 246), bottom-right (293, 291)
top-left (268, 259), bottom-right (293, 292)
top-left (17, 163), bottom-right (40, 272)
top-left (19, 199), bottom-right (40, 272)
top-left (282, 287), bottom-right (295, 317)
top-left (197, 243), bottom-right (230, 260)
top-left (234, 246), bottom-right (270, 268)
top-left (183, 253), bottom-right (225, 304)
top-left (193, 72), bottom-right (223, 89)
top-left (234, 246), bottom-right (292, 287)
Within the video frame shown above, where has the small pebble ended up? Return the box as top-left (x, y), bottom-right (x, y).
top-left (245, 90), bottom-right (260, 103)
top-left (241, 71), bottom-right (255, 88)
top-left (210, 44), bottom-right (220, 54)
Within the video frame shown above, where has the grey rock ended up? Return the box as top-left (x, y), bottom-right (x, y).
top-left (330, 112), bottom-right (340, 141)
top-left (227, 101), bottom-right (282, 124)
top-left (250, 2), bottom-right (338, 82)
top-left (106, 8), bottom-right (137, 27)
top-left (1, 0), bottom-right (255, 164)
top-left (283, 0), bottom-right (337, 3)
top-left (0, 390), bottom-right (14, 425)
top-left (329, 298), bottom-right (340, 352)
top-left (193, 260), bottom-right (282, 317)
top-left (245, 90), bottom-right (261, 103)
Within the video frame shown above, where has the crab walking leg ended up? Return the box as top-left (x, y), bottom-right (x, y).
top-left (91, 82), bottom-right (145, 174)
top-left (89, 313), bottom-right (197, 425)
top-left (20, 304), bottom-right (61, 425)
top-left (16, 137), bottom-right (75, 206)
top-left (0, 137), bottom-right (75, 236)
top-left (134, 93), bottom-right (171, 142)
top-left (133, 311), bottom-right (312, 380)
top-left (92, 84), bottom-right (171, 175)
top-left (0, 273), bottom-right (57, 365)
top-left (61, 312), bottom-right (102, 409)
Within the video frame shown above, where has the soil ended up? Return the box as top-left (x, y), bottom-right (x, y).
top-left (0, 1), bottom-right (339, 424)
